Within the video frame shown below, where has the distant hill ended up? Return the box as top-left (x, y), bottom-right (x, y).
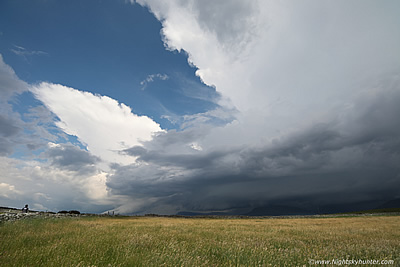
top-left (0, 206), bottom-right (19, 211)
top-left (340, 208), bottom-right (400, 214)
top-left (376, 198), bottom-right (400, 209)
top-left (177, 211), bottom-right (234, 216)
top-left (244, 205), bottom-right (315, 216)
top-left (177, 205), bottom-right (315, 217)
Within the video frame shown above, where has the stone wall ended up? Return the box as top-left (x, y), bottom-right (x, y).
top-left (0, 209), bottom-right (82, 223)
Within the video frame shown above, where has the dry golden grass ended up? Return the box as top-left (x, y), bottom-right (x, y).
top-left (1, 215), bottom-right (399, 266)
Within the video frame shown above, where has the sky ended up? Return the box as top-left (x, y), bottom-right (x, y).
top-left (1, 0), bottom-right (400, 214)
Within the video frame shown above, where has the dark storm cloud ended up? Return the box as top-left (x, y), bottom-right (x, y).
top-left (46, 143), bottom-right (100, 174)
top-left (108, 85), bottom-right (400, 214)
top-left (0, 137), bottom-right (14, 155)
top-left (0, 114), bottom-right (22, 156)
top-left (0, 114), bottom-right (21, 138)
top-left (131, 127), bottom-right (208, 150)
top-left (124, 145), bottom-right (236, 169)
top-left (122, 126), bottom-right (234, 169)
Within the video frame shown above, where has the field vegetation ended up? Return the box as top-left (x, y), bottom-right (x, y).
top-left (1, 215), bottom-right (399, 266)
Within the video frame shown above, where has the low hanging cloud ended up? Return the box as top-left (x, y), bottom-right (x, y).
top-left (46, 142), bottom-right (101, 175)
top-left (31, 82), bottom-right (164, 165)
top-left (0, 114), bottom-right (22, 156)
top-left (107, 84), bottom-right (400, 214)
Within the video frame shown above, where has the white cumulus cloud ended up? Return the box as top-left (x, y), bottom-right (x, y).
top-left (31, 82), bottom-right (164, 165)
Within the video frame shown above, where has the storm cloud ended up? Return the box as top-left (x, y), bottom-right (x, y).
top-left (46, 143), bottom-right (101, 175)
top-left (0, 114), bottom-right (21, 155)
top-left (101, 0), bottom-right (400, 214)
top-left (108, 83), bottom-right (400, 214)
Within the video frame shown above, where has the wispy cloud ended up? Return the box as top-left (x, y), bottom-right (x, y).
top-left (140, 73), bottom-right (169, 90)
top-left (10, 45), bottom-right (48, 61)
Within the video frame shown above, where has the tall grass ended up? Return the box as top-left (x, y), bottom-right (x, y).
top-left (1, 216), bottom-right (399, 266)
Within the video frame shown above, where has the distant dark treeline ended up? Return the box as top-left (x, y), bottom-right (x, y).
top-left (58, 210), bottom-right (81, 215)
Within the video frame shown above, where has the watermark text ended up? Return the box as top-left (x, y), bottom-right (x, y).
top-left (309, 259), bottom-right (394, 265)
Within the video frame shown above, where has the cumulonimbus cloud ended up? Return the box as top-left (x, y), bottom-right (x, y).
top-left (108, 84), bottom-right (400, 214)
top-left (108, 0), bottom-right (400, 214)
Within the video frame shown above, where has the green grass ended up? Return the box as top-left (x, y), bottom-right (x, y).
top-left (1, 216), bottom-right (399, 266)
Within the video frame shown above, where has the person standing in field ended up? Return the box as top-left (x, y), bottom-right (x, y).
top-left (22, 204), bottom-right (29, 213)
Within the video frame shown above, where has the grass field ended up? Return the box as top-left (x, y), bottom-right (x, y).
top-left (1, 215), bottom-right (399, 266)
